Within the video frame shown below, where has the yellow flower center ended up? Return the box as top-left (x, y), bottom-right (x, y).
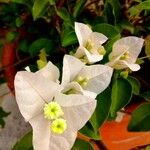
top-left (44, 102), bottom-right (64, 120)
top-left (120, 51), bottom-right (130, 60)
top-left (79, 55), bottom-right (88, 63)
top-left (43, 102), bottom-right (67, 134)
top-left (64, 88), bottom-right (78, 95)
top-left (97, 46), bottom-right (106, 55)
top-left (85, 39), bottom-right (93, 51)
top-left (51, 118), bottom-right (67, 134)
top-left (75, 76), bottom-right (89, 87)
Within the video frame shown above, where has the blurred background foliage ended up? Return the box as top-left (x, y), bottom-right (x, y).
top-left (0, 0), bottom-right (150, 149)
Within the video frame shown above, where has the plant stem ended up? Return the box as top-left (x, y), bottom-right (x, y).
top-left (138, 55), bottom-right (150, 60)
top-left (90, 139), bottom-right (107, 150)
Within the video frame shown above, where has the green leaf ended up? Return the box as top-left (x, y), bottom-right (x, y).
top-left (104, 34), bottom-right (120, 53)
top-left (146, 145), bottom-right (150, 150)
top-left (79, 122), bottom-right (100, 140)
top-left (117, 20), bottom-right (135, 34)
top-left (18, 39), bottom-right (30, 53)
top-left (48, 0), bottom-right (56, 5)
top-left (56, 7), bottom-right (71, 22)
top-left (12, 131), bottom-right (33, 150)
top-left (62, 31), bottom-right (78, 47)
top-left (6, 31), bottom-right (18, 42)
top-left (93, 23), bottom-right (120, 39)
top-left (72, 139), bottom-right (93, 150)
top-left (145, 35), bottom-right (150, 60)
top-left (32, 0), bottom-right (49, 20)
top-left (29, 38), bottom-right (54, 56)
top-left (11, 0), bottom-right (29, 4)
top-left (0, 107), bottom-right (10, 128)
top-left (103, 2), bottom-right (114, 24)
top-left (16, 17), bottom-right (24, 27)
top-left (0, 0), bottom-right (9, 3)
top-left (128, 1), bottom-right (150, 17)
top-left (105, 0), bottom-right (121, 24)
top-left (140, 91), bottom-right (150, 102)
top-left (102, 35), bottom-right (121, 63)
top-left (11, 0), bottom-right (32, 8)
top-left (90, 88), bottom-right (111, 131)
top-left (73, 0), bottom-right (86, 18)
top-left (127, 76), bottom-right (141, 95)
top-left (110, 78), bottom-right (132, 117)
top-left (128, 103), bottom-right (150, 131)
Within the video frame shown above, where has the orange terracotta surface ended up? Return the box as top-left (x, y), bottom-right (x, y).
top-left (100, 114), bottom-right (150, 150)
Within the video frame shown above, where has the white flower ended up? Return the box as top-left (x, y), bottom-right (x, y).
top-left (14, 61), bottom-right (96, 150)
top-left (106, 36), bottom-right (144, 71)
top-left (62, 55), bottom-right (113, 97)
top-left (74, 22), bottom-right (108, 64)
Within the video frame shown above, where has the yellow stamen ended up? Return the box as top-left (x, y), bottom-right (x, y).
top-left (51, 118), bottom-right (67, 134)
top-left (120, 51), bottom-right (130, 60)
top-left (85, 39), bottom-right (93, 51)
top-left (43, 102), bottom-right (64, 120)
top-left (97, 46), bottom-right (106, 55)
top-left (75, 76), bottom-right (89, 87)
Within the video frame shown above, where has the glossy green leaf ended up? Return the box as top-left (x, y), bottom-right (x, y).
top-left (103, 2), bottom-right (114, 24)
top-left (6, 31), bottom-right (18, 42)
top-left (72, 139), bottom-right (93, 150)
top-left (56, 7), bottom-right (71, 22)
top-left (79, 122), bottom-right (100, 140)
top-left (29, 38), bottom-right (54, 56)
top-left (128, 1), bottom-right (150, 17)
top-left (93, 24), bottom-right (121, 62)
top-left (32, 0), bottom-right (49, 20)
top-left (93, 23), bottom-right (120, 39)
top-left (62, 31), bottom-right (78, 47)
top-left (140, 91), bottom-right (150, 102)
top-left (127, 76), bottom-right (141, 95)
top-left (11, 0), bottom-right (29, 4)
top-left (18, 39), bottom-right (30, 53)
top-left (110, 78), bottom-right (132, 117)
top-left (105, 0), bottom-right (121, 24)
top-left (117, 20), bottom-right (135, 34)
top-left (12, 131), bottom-right (33, 150)
top-left (73, 0), bottom-right (86, 18)
top-left (15, 17), bottom-right (24, 27)
top-left (104, 34), bottom-right (120, 53)
top-left (0, 107), bottom-right (10, 128)
top-left (102, 35), bottom-right (121, 63)
top-left (48, 0), bottom-right (56, 5)
top-left (128, 103), bottom-right (150, 131)
top-left (11, 0), bottom-right (32, 8)
top-left (90, 88), bottom-right (111, 131)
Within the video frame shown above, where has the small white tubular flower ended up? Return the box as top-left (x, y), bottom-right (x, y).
top-left (15, 62), bottom-right (96, 150)
top-left (106, 36), bottom-right (144, 71)
top-left (62, 55), bottom-right (113, 95)
top-left (62, 82), bottom-right (97, 99)
top-left (74, 22), bottom-right (108, 64)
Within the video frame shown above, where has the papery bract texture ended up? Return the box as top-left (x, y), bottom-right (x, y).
top-left (106, 36), bottom-right (144, 71)
top-left (62, 55), bottom-right (113, 95)
top-left (15, 61), bottom-right (96, 150)
top-left (74, 22), bottom-right (108, 64)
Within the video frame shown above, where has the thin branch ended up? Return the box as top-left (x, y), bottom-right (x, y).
top-left (0, 56), bottom-right (36, 74)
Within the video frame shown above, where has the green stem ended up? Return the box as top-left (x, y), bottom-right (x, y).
top-left (138, 55), bottom-right (150, 60)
